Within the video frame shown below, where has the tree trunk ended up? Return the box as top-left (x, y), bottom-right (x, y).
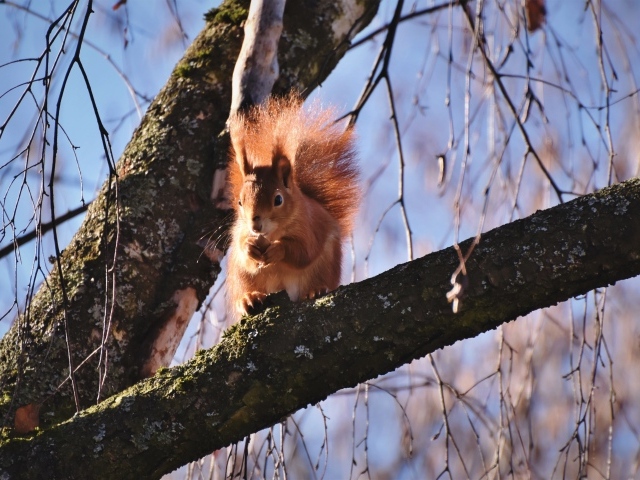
top-left (0, 0), bottom-right (380, 429)
top-left (1, 177), bottom-right (639, 479)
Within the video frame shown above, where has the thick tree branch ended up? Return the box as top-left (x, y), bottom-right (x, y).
top-left (0, 0), bottom-right (380, 428)
top-left (1, 178), bottom-right (638, 480)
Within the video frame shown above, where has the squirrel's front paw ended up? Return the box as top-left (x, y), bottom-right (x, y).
top-left (238, 291), bottom-right (268, 315)
top-left (262, 241), bottom-right (285, 265)
top-left (246, 235), bottom-right (270, 263)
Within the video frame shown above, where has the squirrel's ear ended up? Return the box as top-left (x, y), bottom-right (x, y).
top-left (235, 145), bottom-right (251, 176)
top-left (274, 156), bottom-right (291, 188)
top-left (229, 116), bottom-right (251, 175)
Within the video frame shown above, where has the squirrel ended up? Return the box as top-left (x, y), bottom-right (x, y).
top-left (226, 94), bottom-right (360, 318)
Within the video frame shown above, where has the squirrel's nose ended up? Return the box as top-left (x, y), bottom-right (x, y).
top-left (251, 216), bottom-right (262, 233)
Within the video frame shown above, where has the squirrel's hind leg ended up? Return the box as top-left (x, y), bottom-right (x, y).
top-left (238, 291), bottom-right (268, 316)
top-left (303, 287), bottom-right (329, 300)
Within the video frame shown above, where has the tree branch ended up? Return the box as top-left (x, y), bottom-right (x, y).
top-left (2, 177), bottom-right (639, 479)
top-left (0, 202), bottom-right (90, 261)
top-left (0, 0), bottom-right (380, 429)
top-left (231, 0), bottom-right (286, 115)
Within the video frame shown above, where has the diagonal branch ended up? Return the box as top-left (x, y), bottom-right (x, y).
top-left (1, 177), bottom-right (639, 480)
top-left (0, 0), bottom-right (381, 430)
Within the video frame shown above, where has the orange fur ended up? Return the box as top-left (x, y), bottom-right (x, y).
top-left (226, 94), bottom-right (360, 318)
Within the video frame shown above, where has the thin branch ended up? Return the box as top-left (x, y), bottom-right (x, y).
top-left (0, 202), bottom-right (90, 260)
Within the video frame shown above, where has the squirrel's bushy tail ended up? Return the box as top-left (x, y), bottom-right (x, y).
top-left (228, 93), bottom-right (360, 236)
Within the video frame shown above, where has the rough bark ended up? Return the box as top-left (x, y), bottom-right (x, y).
top-left (0, 0), bottom-right (380, 429)
top-left (1, 178), bottom-right (639, 480)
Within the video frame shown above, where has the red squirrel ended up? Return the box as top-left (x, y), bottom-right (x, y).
top-left (226, 94), bottom-right (360, 317)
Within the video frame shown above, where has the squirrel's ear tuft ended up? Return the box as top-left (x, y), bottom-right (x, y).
top-left (228, 113), bottom-right (251, 175)
top-left (232, 138), bottom-right (251, 176)
top-left (274, 156), bottom-right (291, 188)
top-left (238, 147), bottom-right (251, 176)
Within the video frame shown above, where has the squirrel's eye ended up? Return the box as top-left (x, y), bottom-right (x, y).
top-left (238, 200), bottom-right (242, 207)
top-left (274, 194), bottom-right (283, 207)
